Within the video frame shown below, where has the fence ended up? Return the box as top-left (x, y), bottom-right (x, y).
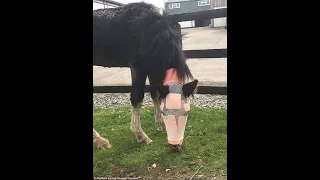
top-left (93, 6), bottom-right (227, 95)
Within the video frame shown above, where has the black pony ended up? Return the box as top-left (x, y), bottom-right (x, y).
top-left (93, 2), bottom-right (198, 150)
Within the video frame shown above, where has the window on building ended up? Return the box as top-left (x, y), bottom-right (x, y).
top-left (198, 0), bottom-right (210, 6)
top-left (168, 3), bottom-right (180, 9)
top-left (214, 0), bottom-right (227, 8)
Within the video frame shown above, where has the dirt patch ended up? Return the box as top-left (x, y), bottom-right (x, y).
top-left (98, 165), bottom-right (227, 180)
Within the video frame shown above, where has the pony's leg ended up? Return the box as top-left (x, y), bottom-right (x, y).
top-left (130, 68), bottom-right (153, 144)
top-left (93, 128), bottom-right (111, 149)
top-left (149, 80), bottom-right (166, 131)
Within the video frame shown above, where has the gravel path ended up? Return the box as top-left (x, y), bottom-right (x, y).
top-left (93, 93), bottom-right (227, 109)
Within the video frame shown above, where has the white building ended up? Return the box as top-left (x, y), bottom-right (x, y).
top-left (165, 0), bottom-right (227, 28)
top-left (210, 0), bottom-right (227, 27)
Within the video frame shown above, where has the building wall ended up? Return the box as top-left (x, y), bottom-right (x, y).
top-left (93, 1), bottom-right (119, 10)
top-left (165, 0), bottom-right (211, 28)
top-left (210, 0), bottom-right (227, 27)
top-left (165, 0), bottom-right (211, 15)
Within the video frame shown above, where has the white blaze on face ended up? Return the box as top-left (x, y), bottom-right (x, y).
top-left (165, 93), bottom-right (181, 109)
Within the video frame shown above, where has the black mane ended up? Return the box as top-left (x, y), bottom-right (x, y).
top-left (93, 2), bottom-right (193, 84)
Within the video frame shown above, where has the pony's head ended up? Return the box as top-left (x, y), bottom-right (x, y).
top-left (157, 68), bottom-right (198, 150)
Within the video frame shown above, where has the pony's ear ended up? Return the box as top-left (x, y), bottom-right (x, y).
top-left (157, 85), bottom-right (169, 99)
top-left (182, 80), bottom-right (198, 98)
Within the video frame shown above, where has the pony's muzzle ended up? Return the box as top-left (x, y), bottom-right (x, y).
top-left (162, 114), bottom-right (188, 145)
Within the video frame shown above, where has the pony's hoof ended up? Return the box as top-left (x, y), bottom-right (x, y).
top-left (146, 139), bottom-right (153, 144)
top-left (136, 132), bottom-right (153, 144)
top-left (103, 143), bottom-right (112, 149)
top-left (138, 137), bottom-right (153, 144)
top-left (95, 136), bottom-right (111, 149)
top-left (97, 142), bottom-right (112, 149)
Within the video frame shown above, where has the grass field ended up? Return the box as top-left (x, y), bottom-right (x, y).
top-left (93, 105), bottom-right (227, 179)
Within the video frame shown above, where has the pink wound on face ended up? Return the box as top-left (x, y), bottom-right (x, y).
top-left (184, 103), bottom-right (190, 112)
top-left (162, 115), bottom-right (179, 142)
top-left (165, 93), bottom-right (182, 109)
top-left (177, 115), bottom-right (188, 141)
top-left (163, 68), bottom-right (183, 85)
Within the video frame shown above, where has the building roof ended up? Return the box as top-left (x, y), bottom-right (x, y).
top-left (93, 0), bottom-right (124, 6)
top-left (165, 0), bottom-right (192, 3)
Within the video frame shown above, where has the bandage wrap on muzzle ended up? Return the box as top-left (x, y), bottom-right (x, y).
top-left (161, 68), bottom-right (190, 145)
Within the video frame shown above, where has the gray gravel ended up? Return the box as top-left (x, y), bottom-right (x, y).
top-left (93, 93), bottom-right (227, 109)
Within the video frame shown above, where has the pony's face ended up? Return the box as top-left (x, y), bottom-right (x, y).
top-left (158, 80), bottom-right (198, 145)
top-left (160, 83), bottom-right (190, 117)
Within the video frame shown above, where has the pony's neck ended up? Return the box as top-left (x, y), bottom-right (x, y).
top-left (163, 68), bottom-right (183, 85)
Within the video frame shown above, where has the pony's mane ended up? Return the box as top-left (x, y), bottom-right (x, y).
top-left (128, 2), bottom-right (194, 83)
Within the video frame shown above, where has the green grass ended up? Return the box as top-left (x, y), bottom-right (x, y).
top-left (93, 106), bottom-right (227, 178)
